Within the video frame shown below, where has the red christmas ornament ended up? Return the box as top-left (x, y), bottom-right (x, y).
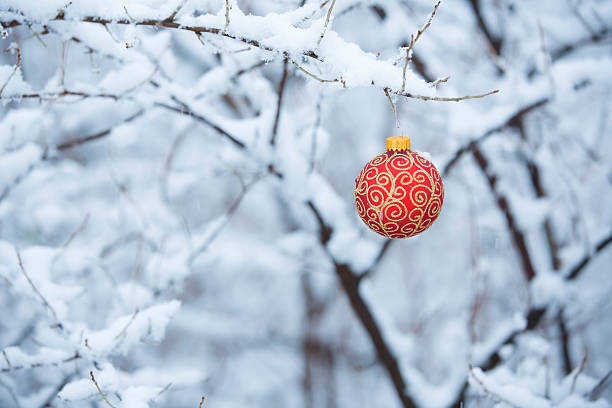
top-left (354, 136), bottom-right (444, 238)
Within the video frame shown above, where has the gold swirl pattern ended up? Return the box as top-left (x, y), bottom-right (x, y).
top-left (354, 151), bottom-right (444, 238)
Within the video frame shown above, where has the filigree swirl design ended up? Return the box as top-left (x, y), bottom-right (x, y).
top-left (354, 150), bottom-right (444, 238)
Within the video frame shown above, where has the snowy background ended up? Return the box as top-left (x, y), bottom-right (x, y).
top-left (0, 0), bottom-right (611, 407)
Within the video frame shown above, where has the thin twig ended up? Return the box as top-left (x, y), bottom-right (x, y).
top-left (114, 309), bottom-right (139, 341)
top-left (567, 232), bottom-right (612, 280)
top-left (317, 0), bottom-right (337, 46)
top-left (188, 180), bottom-right (257, 265)
top-left (57, 110), bottom-right (144, 150)
top-left (384, 88), bottom-right (399, 128)
top-left (468, 366), bottom-right (522, 408)
top-left (309, 95), bottom-right (323, 173)
top-left (290, 59), bottom-right (338, 83)
top-left (90, 371), bottom-right (117, 408)
top-left (570, 348), bottom-right (588, 393)
top-left (223, 0), bottom-right (230, 33)
top-left (270, 59), bottom-right (289, 146)
top-left (198, 396), bottom-right (206, 408)
top-left (2, 89), bottom-right (120, 101)
top-left (63, 214), bottom-right (90, 248)
top-left (0, 46), bottom-right (21, 96)
top-left (401, 47), bottom-right (410, 93)
top-left (431, 76), bottom-right (450, 87)
top-left (393, 88), bottom-right (499, 102)
top-left (590, 370), bottom-right (612, 401)
top-left (15, 248), bottom-right (58, 319)
top-left (406, 1), bottom-right (440, 57)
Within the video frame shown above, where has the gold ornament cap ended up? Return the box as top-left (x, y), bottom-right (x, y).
top-left (386, 136), bottom-right (411, 152)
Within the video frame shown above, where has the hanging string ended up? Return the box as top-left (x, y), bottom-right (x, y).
top-left (384, 88), bottom-right (401, 130)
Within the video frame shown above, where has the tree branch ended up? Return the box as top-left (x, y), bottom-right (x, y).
top-left (471, 145), bottom-right (536, 282)
top-left (567, 232), bottom-right (612, 280)
top-left (57, 110), bottom-right (144, 150)
top-left (443, 98), bottom-right (548, 176)
top-left (270, 59), bottom-right (289, 146)
top-left (307, 201), bottom-right (417, 408)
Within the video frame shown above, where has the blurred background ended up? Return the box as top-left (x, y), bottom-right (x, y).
top-left (0, 0), bottom-right (611, 407)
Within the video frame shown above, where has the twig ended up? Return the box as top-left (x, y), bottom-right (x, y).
top-left (467, 0), bottom-right (502, 57)
top-left (0, 352), bottom-right (80, 373)
top-left (155, 101), bottom-right (246, 149)
top-left (198, 396), bottom-right (206, 408)
top-left (57, 110), bottom-right (144, 150)
top-left (15, 248), bottom-right (58, 319)
top-left (570, 348), bottom-right (588, 393)
top-left (63, 213), bottom-right (90, 248)
top-left (317, 0), bottom-right (337, 46)
top-left (2, 89), bottom-right (121, 101)
top-left (383, 88), bottom-right (400, 128)
top-left (223, 0), bottom-right (230, 34)
top-left (114, 309), bottom-right (139, 341)
top-left (270, 59), bottom-right (289, 146)
top-left (90, 371), bottom-right (117, 408)
top-left (589, 370), bottom-right (612, 401)
top-left (567, 232), bottom-right (612, 280)
top-left (559, 310), bottom-right (573, 375)
top-left (431, 76), bottom-right (450, 87)
top-left (393, 88), bottom-right (499, 102)
top-left (188, 180), bottom-right (257, 265)
top-left (309, 95), bottom-right (323, 172)
top-left (290, 59), bottom-right (338, 83)
top-left (358, 239), bottom-right (393, 281)
top-left (443, 98), bottom-right (549, 176)
top-left (401, 47), bottom-right (410, 93)
top-left (405, 1), bottom-right (440, 57)
top-left (468, 366), bottom-right (522, 408)
top-left (0, 46), bottom-right (21, 96)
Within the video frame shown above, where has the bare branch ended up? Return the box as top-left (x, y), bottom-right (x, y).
top-left (401, 47), bottom-right (410, 93)
top-left (307, 201), bottom-right (417, 408)
top-left (443, 98), bottom-right (549, 176)
top-left (405, 1), bottom-right (440, 58)
top-left (467, 0), bottom-right (502, 57)
top-left (590, 370), bottom-right (612, 401)
top-left (271, 59), bottom-right (289, 146)
top-left (430, 76), bottom-right (450, 87)
top-left (383, 88), bottom-right (399, 128)
top-left (570, 348), bottom-right (588, 393)
top-left (223, 0), bottom-right (230, 34)
top-left (15, 248), bottom-right (58, 319)
top-left (90, 371), bottom-right (117, 408)
top-left (0, 46), bottom-right (21, 96)
top-left (198, 396), bottom-right (206, 408)
top-left (57, 110), bottom-right (144, 150)
top-left (290, 59), bottom-right (338, 83)
top-left (471, 144), bottom-right (536, 282)
top-left (155, 101), bottom-right (246, 149)
top-left (63, 213), bottom-right (90, 248)
top-left (469, 366), bottom-right (522, 408)
top-left (567, 232), bottom-right (612, 280)
top-left (317, 0), bottom-right (337, 46)
top-left (393, 88), bottom-right (499, 102)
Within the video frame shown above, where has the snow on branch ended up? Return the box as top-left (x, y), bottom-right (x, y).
top-left (0, 1), bottom-right (497, 103)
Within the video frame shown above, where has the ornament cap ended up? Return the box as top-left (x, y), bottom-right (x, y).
top-left (386, 136), bottom-right (411, 152)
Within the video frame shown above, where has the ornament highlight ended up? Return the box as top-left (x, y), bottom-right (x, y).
top-left (354, 136), bottom-right (444, 238)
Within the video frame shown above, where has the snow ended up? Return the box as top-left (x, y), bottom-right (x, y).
top-left (0, 143), bottom-right (41, 193)
top-left (0, 1), bottom-right (611, 408)
top-left (81, 300), bottom-right (181, 356)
